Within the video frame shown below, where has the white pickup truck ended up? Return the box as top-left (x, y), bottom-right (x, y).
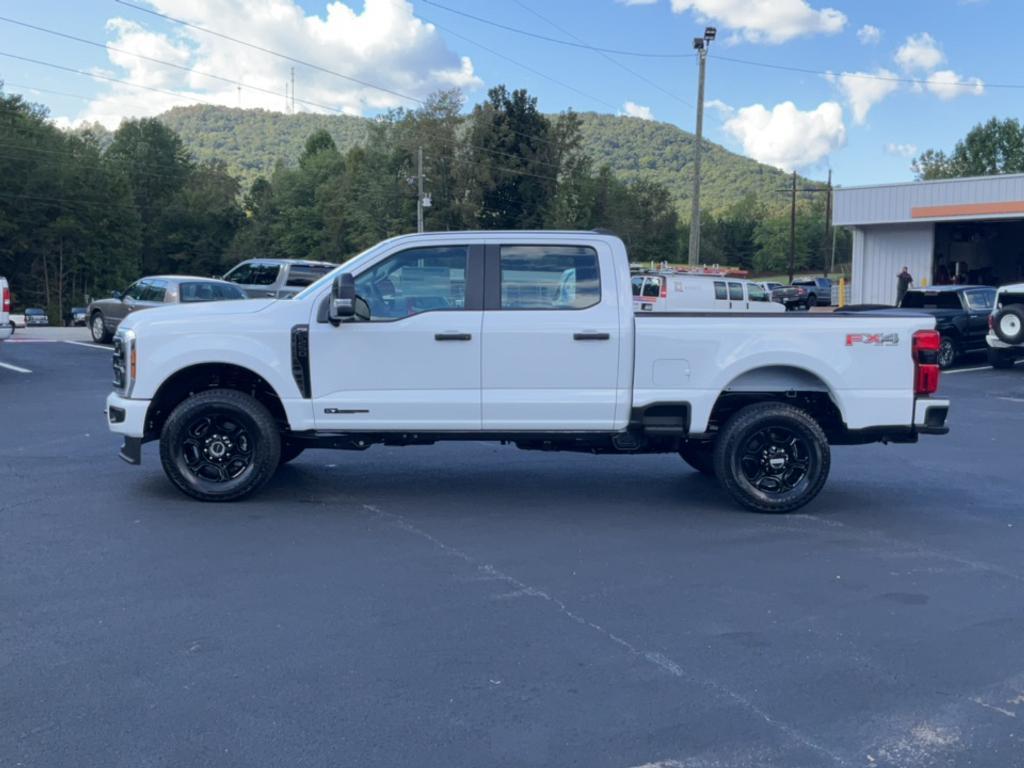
top-left (105, 231), bottom-right (950, 512)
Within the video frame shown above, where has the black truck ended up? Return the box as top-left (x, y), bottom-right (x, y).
top-left (840, 285), bottom-right (996, 368)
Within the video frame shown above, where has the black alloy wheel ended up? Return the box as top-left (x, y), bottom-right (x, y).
top-left (714, 402), bottom-right (830, 513)
top-left (937, 337), bottom-right (957, 370)
top-left (160, 389), bottom-right (280, 501)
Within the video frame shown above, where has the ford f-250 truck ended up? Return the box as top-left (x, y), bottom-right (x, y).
top-left (105, 231), bottom-right (950, 513)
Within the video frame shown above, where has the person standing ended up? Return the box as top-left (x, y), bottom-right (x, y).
top-left (896, 266), bottom-right (913, 305)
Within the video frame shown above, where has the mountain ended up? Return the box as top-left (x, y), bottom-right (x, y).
top-left (146, 106), bottom-right (815, 216)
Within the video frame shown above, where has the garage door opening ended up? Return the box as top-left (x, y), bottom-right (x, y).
top-left (934, 220), bottom-right (1024, 287)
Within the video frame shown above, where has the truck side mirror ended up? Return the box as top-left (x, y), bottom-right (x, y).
top-left (328, 273), bottom-right (356, 322)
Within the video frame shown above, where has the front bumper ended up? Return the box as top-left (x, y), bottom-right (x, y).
top-left (106, 392), bottom-right (150, 465)
top-left (914, 397), bottom-right (950, 435)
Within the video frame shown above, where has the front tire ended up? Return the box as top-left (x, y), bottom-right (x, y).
top-left (159, 389), bottom-right (281, 502)
top-left (90, 312), bottom-right (112, 343)
top-left (679, 441), bottom-right (715, 476)
top-left (713, 402), bottom-right (830, 513)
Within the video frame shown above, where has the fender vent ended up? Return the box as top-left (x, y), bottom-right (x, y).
top-left (291, 324), bottom-right (311, 398)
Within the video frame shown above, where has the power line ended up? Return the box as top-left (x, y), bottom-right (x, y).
top-left (510, 0), bottom-right (694, 109)
top-left (0, 50), bottom-right (210, 106)
top-left (418, 0), bottom-right (690, 59)
top-left (113, 0), bottom-right (576, 152)
top-left (421, 17), bottom-right (619, 114)
top-left (711, 53), bottom-right (1024, 90)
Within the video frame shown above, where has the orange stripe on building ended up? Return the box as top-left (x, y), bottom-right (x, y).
top-left (911, 201), bottom-right (1024, 218)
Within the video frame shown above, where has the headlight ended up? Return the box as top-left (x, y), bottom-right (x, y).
top-left (113, 329), bottom-right (137, 395)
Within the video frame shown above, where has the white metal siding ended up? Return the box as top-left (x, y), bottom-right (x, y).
top-left (834, 173), bottom-right (1024, 226)
top-left (853, 224), bottom-right (934, 305)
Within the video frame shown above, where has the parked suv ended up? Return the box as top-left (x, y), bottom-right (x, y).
top-left (791, 277), bottom-right (833, 307)
top-left (88, 276), bottom-right (248, 343)
top-left (987, 283), bottom-right (1024, 368)
top-left (222, 259), bottom-right (336, 299)
top-left (24, 308), bottom-right (49, 326)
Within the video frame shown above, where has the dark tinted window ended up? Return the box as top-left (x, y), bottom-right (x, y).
top-left (641, 277), bottom-right (662, 298)
top-left (225, 263), bottom-right (281, 286)
top-left (180, 282), bottom-right (247, 302)
top-left (25, 308), bottom-right (44, 316)
top-left (125, 281), bottom-right (147, 300)
top-left (144, 279), bottom-right (168, 302)
top-left (285, 264), bottom-right (333, 287)
top-left (631, 276), bottom-right (643, 297)
top-left (714, 281), bottom-right (727, 300)
top-left (355, 246), bottom-right (467, 320)
top-left (901, 291), bottom-right (963, 309)
top-left (499, 245), bottom-right (600, 310)
top-left (748, 283), bottom-right (768, 302)
top-left (728, 282), bottom-right (744, 301)
top-left (964, 288), bottom-right (995, 311)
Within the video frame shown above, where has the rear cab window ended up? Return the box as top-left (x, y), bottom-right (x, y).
top-left (499, 245), bottom-right (600, 310)
top-left (225, 263), bottom-right (281, 286)
top-left (901, 291), bottom-right (963, 309)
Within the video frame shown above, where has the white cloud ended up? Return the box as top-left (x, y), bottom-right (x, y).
top-left (885, 142), bottom-right (918, 159)
top-left (895, 33), bottom-right (944, 71)
top-left (73, 0), bottom-right (481, 128)
top-left (722, 100), bottom-right (846, 171)
top-left (833, 69), bottom-right (899, 124)
top-left (857, 24), bottom-right (880, 45)
top-left (622, 101), bottom-right (655, 120)
top-left (668, 0), bottom-right (846, 44)
top-left (704, 98), bottom-right (734, 117)
top-left (925, 69), bottom-right (985, 100)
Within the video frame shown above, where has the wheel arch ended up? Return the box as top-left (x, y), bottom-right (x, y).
top-left (145, 362), bottom-right (290, 439)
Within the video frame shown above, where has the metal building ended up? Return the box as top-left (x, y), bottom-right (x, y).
top-left (833, 173), bottom-right (1024, 304)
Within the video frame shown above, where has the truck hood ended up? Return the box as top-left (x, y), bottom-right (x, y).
top-left (118, 298), bottom-right (278, 333)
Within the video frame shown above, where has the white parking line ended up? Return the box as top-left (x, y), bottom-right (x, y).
top-left (945, 360), bottom-right (1024, 375)
top-left (64, 340), bottom-right (113, 351)
top-left (0, 361), bottom-right (32, 373)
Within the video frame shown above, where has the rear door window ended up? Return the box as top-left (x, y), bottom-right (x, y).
top-left (714, 281), bottom-right (727, 300)
top-left (728, 282), bottom-right (744, 301)
top-left (285, 264), bottom-right (333, 288)
top-left (225, 263), bottom-right (280, 286)
top-left (631, 276), bottom-right (643, 297)
top-left (499, 246), bottom-right (600, 310)
top-left (180, 282), bottom-right (247, 302)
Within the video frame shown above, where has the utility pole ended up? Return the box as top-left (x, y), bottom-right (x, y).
top-left (291, 67), bottom-right (295, 114)
top-left (417, 146), bottom-right (425, 233)
top-left (788, 171), bottom-right (797, 284)
top-left (822, 168), bottom-right (832, 277)
top-left (687, 26), bottom-right (716, 267)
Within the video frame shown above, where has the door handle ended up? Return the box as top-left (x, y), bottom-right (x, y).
top-left (435, 333), bottom-right (472, 341)
top-left (573, 332), bottom-right (610, 341)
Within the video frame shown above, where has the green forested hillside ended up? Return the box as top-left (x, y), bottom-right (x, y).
top-left (153, 105), bottom-right (817, 216)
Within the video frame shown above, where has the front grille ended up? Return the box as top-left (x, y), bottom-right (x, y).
top-left (112, 337), bottom-right (126, 389)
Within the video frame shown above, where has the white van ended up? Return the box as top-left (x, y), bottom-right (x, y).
top-left (631, 273), bottom-right (785, 313)
top-left (0, 276), bottom-right (12, 341)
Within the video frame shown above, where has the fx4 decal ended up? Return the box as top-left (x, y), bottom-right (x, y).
top-left (846, 333), bottom-right (900, 347)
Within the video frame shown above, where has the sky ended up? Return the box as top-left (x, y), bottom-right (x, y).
top-left (0, 0), bottom-right (1015, 186)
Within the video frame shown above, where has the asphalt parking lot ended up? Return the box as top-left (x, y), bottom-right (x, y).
top-left (3, 330), bottom-right (1024, 768)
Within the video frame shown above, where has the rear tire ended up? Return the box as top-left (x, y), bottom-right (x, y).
top-left (937, 336), bottom-right (957, 370)
top-left (713, 402), bottom-right (830, 513)
top-left (679, 442), bottom-right (715, 476)
top-left (159, 389), bottom-right (280, 502)
top-left (90, 312), bottom-right (112, 343)
top-left (988, 347), bottom-right (1017, 370)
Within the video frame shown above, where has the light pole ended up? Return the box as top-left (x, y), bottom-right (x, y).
top-left (688, 26), bottom-right (715, 267)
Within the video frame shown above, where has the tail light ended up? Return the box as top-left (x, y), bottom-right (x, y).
top-left (988, 314), bottom-right (994, 331)
top-left (660, 279), bottom-right (667, 299)
top-left (912, 329), bottom-right (940, 395)
top-left (2, 287), bottom-right (9, 313)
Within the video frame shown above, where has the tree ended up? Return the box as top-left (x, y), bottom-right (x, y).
top-left (913, 117), bottom-right (1024, 180)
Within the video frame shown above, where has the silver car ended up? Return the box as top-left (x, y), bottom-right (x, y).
top-left (222, 259), bottom-right (336, 299)
top-left (87, 275), bottom-right (248, 343)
